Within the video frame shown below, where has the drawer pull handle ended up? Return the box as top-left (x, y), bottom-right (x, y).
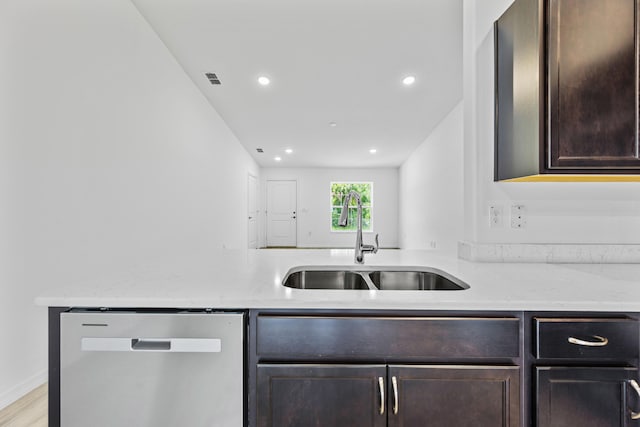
top-left (567, 335), bottom-right (608, 347)
top-left (392, 376), bottom-right (399, 415)
top-left (378, 377), bottom-right (385, 415)
top-left (628, 379), bottom-right (640, 420)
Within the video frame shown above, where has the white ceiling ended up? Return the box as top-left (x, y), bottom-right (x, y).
top-left (131, 0), bottom-right (463, 168)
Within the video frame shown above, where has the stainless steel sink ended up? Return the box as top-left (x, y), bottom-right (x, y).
top-left (368, 270), bottom-right (469, 291)
top-left (283, 270), bottom-right (371, 290)
top-left (282, 267), bottom-right (469, 291)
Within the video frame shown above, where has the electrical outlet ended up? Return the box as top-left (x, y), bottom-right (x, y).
top-left (429, 241), bottom-right (437, 249)
top-left (489, 205), bottom-right (504, 228)
top-left (510, 204), bottom-right (526, 229)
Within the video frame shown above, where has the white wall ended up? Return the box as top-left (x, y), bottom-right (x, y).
top-left (463, 0), bottom-right (640, 245)
top-left (261, 168), bottom-right (399, 248)
top-left (399, 102), bottom-right (464, 253)
top-left (0, 0), bottom-right (258, 408)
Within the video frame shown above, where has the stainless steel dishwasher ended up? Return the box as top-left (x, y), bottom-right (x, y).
top-left (60, 309), bottom-right (244, 427)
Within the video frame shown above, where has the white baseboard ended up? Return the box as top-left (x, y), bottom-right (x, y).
top-left (0, 369), bottom-right (47, 411)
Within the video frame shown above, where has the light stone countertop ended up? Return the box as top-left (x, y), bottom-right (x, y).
top-left (35, 248), bottom-right (640, 312)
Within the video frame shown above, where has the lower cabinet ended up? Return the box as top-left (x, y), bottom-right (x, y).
top-left (256, 364), bottom-right (520, 427)
top-left (389, 365), bottom-right (520, 427)
top-left (536, 367), bottom-right (639, 427)
top-left (533, 316), bottom-right (640, 427)
top-left (256, 365), bottom-right (386, 427)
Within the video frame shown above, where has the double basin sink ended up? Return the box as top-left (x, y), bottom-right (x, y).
top-left (283, 266), bottom-right (469, 291)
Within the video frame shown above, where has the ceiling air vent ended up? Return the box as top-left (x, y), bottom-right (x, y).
top-left (205, 73), bottom-right (221, 85)
top-left (256, 148), bottom-right (264, 153)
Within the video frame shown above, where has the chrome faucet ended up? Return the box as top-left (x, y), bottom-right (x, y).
top-left (338, 190), bottom-right (379, 264)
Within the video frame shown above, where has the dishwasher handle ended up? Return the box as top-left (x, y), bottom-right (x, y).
top-left (81, 337), bottom-right (222, 353)
top-left (131, 339), bottom-right (171, 351)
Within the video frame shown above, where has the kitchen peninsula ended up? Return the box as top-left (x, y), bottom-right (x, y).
top-left (38, 249), bottom-right (640, 426)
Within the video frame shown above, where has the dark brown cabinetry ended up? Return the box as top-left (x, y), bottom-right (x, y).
top-left (495, 0), bottom-right (544, 180)
top-left (255, 314), bottom-right (520, 360)
top-left (256, 364), bottom-right (520, 427)
top-left (532, 316), bottom-right (640, 426)
top-left (537, 367), bottom-right (638, 427)
top-left (548, 0), bottom-right (639, 171)
top-left (48, 308), bottom-right (640, 427)
top-left (250, 312), bottom-right (522, 427)
top-left (388, 365), bottom-right (520, 427)
top-left (256, 364), bottom-right (386, 427)
top-left (534, 317), bottom-right (639, 359)
top-left (495, 0), bottom-right (640, 180)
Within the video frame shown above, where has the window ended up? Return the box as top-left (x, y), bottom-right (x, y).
top-left (330, 182), bottom-right (373, 232)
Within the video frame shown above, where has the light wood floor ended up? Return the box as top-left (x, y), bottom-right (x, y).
top-left (0, 384), bottom-right (47, 427)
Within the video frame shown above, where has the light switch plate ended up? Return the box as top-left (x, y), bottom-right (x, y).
top-left (489, 205), bottom-right (504, 228)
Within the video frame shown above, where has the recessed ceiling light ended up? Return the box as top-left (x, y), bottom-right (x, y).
top-left (369, 149), bottom-right (377, 154)
top-left (402, 75), bottom-right (416, 86)
top-left (329, 122), bottom-right (337, 127)
top-left (274, 156), bottom-right (282, 161)
top-left (258, 76), bottom-right (270, 86)
top-left (285, 149), bottom-right (293, 154)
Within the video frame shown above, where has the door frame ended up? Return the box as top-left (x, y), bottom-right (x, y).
top-left (247, 173), bottom-right (258, 249)
top-left (266, 179), bottom-right (297, 247)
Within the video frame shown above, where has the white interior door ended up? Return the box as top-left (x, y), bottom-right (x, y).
top-left (248, 174), bottom-right (258, 249)
top-left (266, 180), bottom-right (297, 247)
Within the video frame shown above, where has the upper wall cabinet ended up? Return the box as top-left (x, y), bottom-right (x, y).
top-left (495, 0), bottom-right (640, 181)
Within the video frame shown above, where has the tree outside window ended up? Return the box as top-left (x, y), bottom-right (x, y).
top-left (330, 182), bottom-right (373, 232)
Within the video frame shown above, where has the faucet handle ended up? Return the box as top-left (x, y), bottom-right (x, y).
top-left (361, 234), bottom-right (379, 255)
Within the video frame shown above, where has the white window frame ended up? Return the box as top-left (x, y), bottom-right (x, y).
top-left (329, 181), bottom-right (374, 233)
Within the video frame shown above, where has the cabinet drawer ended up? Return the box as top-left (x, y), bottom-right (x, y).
top-left (534, 318), bottom-right (639, 360)
top-left (256, 315), bottom-right (520, 360)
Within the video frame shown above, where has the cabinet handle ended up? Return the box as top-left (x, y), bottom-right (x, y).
top-left (392, 376), bottom-right (399, 415)
top-left (567, 335), bottom-right (608, 347)
top-left (628, 380), bottom-right (640, 420)
top-left (378, 377), bottom-right (385, 415)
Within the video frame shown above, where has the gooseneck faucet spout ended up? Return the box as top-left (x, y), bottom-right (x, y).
top-left (338, 191), bottom-right (379, 264)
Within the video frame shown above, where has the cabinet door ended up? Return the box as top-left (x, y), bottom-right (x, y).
top-left (548, 0), bottom-right (639, 170)
top-left (256, 364), bottom-right (387, 427)
top-left (537, 367), bottom-right (638, 427)
top-left (387, 365), bottom-right (520, 427)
